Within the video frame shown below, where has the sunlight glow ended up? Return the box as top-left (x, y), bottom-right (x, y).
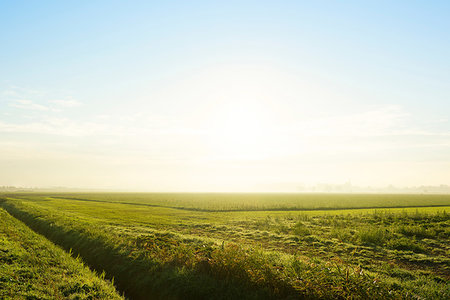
top-left (207, 101), bottom-right (273, 159)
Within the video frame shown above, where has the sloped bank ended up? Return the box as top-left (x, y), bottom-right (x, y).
top-left (0, 207), bottom-right (123, 299)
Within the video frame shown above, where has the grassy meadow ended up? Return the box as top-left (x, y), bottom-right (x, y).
top-left (0, 207), bottom-right (123, 299)
top-left (0, 193), bottom-right (449, 299)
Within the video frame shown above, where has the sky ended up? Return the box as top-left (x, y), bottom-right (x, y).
top-left (1, 1), bottom-right (449, 191)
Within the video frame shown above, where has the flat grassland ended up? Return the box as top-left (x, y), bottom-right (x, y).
top-left (0, 193), bottom-right (449, 299)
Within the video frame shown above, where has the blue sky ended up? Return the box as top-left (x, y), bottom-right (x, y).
top-left (1, 1), bottom-right (449, 191)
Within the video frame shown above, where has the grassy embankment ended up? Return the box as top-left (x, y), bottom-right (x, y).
top-left (1, 193), bottom-right (449, 299)
top-left (0, 207), bottom-right (123, 299)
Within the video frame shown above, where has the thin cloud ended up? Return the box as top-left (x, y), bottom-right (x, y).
top-left (289, 105), bottom-right (410, 138)
top-left (49, 99), bottom-right (82, 108)
top-left (9, 99), bottom-right (57, 112)
top-left (0, 112), bottom-right (198, 138)
top-left (1, 90), bottom-right (19, 97)
top-left (2, 85), bottom-right (81, 112)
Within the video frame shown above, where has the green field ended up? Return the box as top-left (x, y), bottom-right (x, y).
top-left (1, 193), bottom-right (449, 299)
top-left (24, 192), bottom-right (450, 211)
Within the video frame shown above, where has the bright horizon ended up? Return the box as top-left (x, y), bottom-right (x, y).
top-left (1, 1), bottom-right (450, 192)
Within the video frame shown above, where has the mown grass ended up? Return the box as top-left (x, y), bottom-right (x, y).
top-left (1, 193), bottom-right (449, 299)
top-left (0, 207), bottom-right (123, 300)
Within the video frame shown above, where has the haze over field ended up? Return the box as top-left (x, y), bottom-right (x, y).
top-left (1, 1), bottom-right (449, 191)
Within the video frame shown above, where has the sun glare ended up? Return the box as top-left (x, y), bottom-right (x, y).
top-left (207, 101), bottom-right (274, 159)
top-left (189, 64), bottom-right (296, 161)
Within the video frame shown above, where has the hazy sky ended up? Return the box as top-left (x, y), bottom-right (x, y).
top-left (1, 1), bottom-right (449, 191)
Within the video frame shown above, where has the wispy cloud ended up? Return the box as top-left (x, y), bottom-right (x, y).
top-left (49, 99), bottom-right (82, 108)
top-left (288, 105), bottom-right (410, 138)
top-left (1, 85), bottom-right (45, 99)
top-left (1, 89), bottom-right (20, 97)
top-left (9, 99), bottom-right (58, 112)
top-left (2, 85), bottom-right (82, 112)
top-left (0, 118), bottom-right (109, 137)
top-left (0, 112), bottom-right (199, 138)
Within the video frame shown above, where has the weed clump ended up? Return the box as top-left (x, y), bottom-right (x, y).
top-left (358, 228), bottom-right (391, 246)
top-left (292, 221), bottom-right (311, 236)
top-left (386, 238), bottom-right (426, 253)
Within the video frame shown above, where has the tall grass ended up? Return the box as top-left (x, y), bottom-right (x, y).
top-left (358, 228), bottom-right (391, 246)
